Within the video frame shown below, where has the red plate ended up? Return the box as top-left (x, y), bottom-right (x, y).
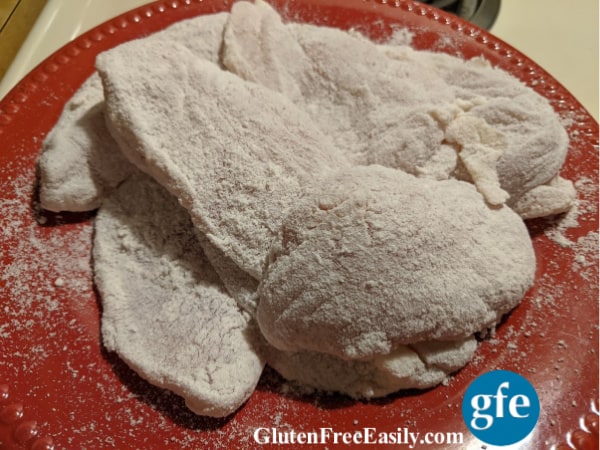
top-left (0, 1), bottom-right (598, 449)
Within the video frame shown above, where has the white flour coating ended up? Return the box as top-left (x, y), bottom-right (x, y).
top-left (39, 0), bottom-right (574, 221)
top-left (195, 227), bottom-right (479, 397)
top-left (223, 0), bottom-right (574, 218)
top-left (257, 165), bottom-right (536, 359)
top-left (94, 173), bottom-right (264, 418)
top-left (37, 12), bottom-right (229, 213)
top-left (38, 73), bottom-right (132, 212)
top-left (195, 232), bottom-right (260, 314)
top-left (511, 175), bottom-right (577, 220)
top-left (148, 11), bottom-right (228, 61)
top-left (443, 113), bottom-right (509, 205)
top-left (223, 1), bottom-right (453, 176)
top-left (90, 168), bottom-right (476, 407)
top-left (97, 39), bottom-right (349, 278)
top-left (222, 0), bottom-right (309, 103)
top-left (264, 336), bottom-right (477, 399)
top-left (384, 46), bottom-right (573, 214)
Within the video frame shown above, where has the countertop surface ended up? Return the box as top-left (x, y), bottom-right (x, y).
top-left (491, 1), bottom-right (598, 121)
top-left (0, 0), bottom-right (598, 120)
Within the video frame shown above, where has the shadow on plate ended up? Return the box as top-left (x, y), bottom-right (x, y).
top-left (254, 364), bottom-right (440, 412)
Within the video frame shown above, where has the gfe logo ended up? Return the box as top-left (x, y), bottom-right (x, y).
top-left (461, 370), bottom-right (540, 446)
